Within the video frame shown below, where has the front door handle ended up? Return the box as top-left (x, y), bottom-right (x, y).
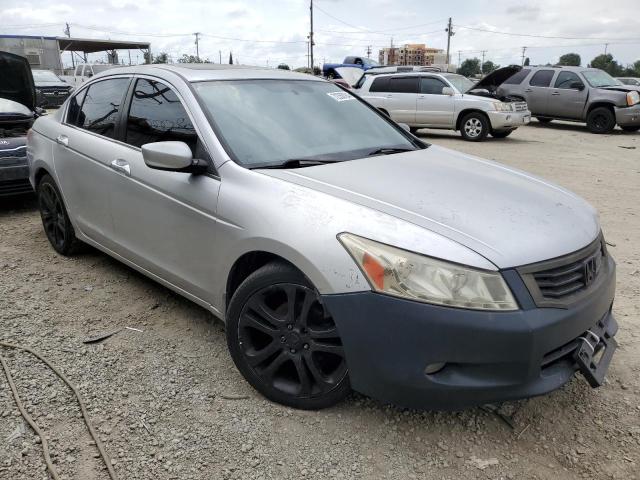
top-left (56, 135), bottom-right (68, 147)
top-left (551, 91), bottom-right (560, 95)
top-left (110, 159), bottom-right (131, 176)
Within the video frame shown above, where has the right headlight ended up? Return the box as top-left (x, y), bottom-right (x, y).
top-left (492, 102), bottom-right (514, 112)
top-left (339, 233), bottom-right (518, 311)
top-left (627, 91), bottom-right (640, 106)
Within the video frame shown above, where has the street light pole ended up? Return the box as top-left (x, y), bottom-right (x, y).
top-left (309, 0), bottom-right (315, 71)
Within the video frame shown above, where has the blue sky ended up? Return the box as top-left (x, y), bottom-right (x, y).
top-left (3, 0), bottom-right (639, 69)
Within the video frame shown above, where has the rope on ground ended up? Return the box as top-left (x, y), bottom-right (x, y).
top-left (0, 342), bottom-right (118, 480)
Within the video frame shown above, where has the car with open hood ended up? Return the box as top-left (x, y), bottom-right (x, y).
top-left (352, 65), bottom-right (531, 141)
top-left (27, 64), bottom-right (617, 410)
top-left (0, 51), bottom-right (40, 197)
top-left (498, 66), bottom-right (640, 133)
top-left (31, 69), bottom-right (73, 108)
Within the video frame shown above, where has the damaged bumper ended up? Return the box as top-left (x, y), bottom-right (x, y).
top-left (322, 255), bottom-right (617, 410)
top-left (615, 104), bottom-right (640, 127)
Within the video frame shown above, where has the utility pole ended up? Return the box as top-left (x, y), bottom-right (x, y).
top-left (309, 0), bottom-right (315, 71)
top-left (604, 43), bottom-right (609, 55)
top-left (194, 32), bottom-right (201, 62)
top-left (366, 45), bottom-right (372, 59)
top-left (64, 23), bottom-right (75, 69)
top-left (521, 46), bottom-right (527, 66)
top-left (219, 50), bottom-right (222, 64)
top-left (457, 50), bottom-right (461, 68)
top-left (480, 50), bottom-right (486, 73)
top-left (445, 18), bottom-right (454, 65)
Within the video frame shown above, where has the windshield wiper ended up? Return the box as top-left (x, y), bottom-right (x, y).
top-left (368, 147), bottom-right (415, 156)
top-left (255, 159), bottom-right (343, 169)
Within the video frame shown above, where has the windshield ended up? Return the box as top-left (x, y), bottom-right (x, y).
top-left (193, 79), bottom-right (418, 168)
top-left (91, 65), bottom-right (115, 74)
top-left (32, 70), bottom-right (62, 82)
top-left (582, 70), bottom-right (622, 88)
top-left (442, 74), bottom-right (474, 93)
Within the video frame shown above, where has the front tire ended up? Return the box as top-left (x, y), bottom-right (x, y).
top-left (586, 107), bottom-right (616, 134)
top-left (226, 261), bottom-right (350, 410)
top-left (37, 174), bottom-right (82, 256)
top-left (460, 112), bottom-right (489, 141)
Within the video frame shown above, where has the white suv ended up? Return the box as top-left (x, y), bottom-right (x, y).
top-left (354, 67), bottom-right (531, 141)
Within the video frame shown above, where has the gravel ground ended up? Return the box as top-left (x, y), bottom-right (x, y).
top-left (1, 120), bottom-right (639, 480)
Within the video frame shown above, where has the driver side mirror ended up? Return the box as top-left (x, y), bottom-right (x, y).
top-left (142, 141), bottom-right (207, 174)
top-left (442, 87), bottom-right (455, 96)
top-left (570, 81), bottom-right (585, 91)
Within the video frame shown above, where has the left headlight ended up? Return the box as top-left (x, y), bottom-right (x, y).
top-left (339, 233), bottom-right (518, 311)
top-left (492, 102), bottom-right (514, 112)
top-left (627, 91), bottom-right (640, 106)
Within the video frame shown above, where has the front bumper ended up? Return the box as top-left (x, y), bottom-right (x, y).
top-left (322, 255), bottom-right (617, 410)
top-left (615, 104), bottom-right (640, 126)
top-left (487, 110), bottom-right (531, 130)
top-left (0, 147), bottom-right (32, 197)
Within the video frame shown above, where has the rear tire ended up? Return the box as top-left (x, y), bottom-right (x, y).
top-left (37, 174), bottom-right (83, 256)
top-left (226, 261), bottom-right (350, 410)
top-left (536, 117), bottom-right (553, 124)
top-left (586, 107), bottom-right (616, 134)
top-left (490, 129), bottom-right (513, 138)
top-left (621, 125), bottom-right (640, 132)
top-left (460, 112), bottom-right (489, 141)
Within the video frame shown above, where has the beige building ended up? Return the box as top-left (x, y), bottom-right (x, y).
top-left (378, 44), bottom-right (444, 66)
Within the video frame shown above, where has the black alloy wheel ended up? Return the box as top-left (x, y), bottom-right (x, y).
top-left (227, 262), bottom-right (350, 409)
top-left (586, 107), bottom-right (616, 134)
top-left (37, 174), bottom-right (81, 255)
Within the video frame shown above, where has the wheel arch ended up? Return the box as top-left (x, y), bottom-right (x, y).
top-left (456, 109), bottom-right (489, 131)
top-left (33, 166), bottom-right (53, 188)
top-left (586, 101), bottom-right (616, 116)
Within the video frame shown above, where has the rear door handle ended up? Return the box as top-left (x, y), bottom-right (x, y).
top-left (524, 88), bottom-right (533, 93)
top-left (551, 91), bottom-right (560, 95)
top-left (56, 135), bottom-right (68, 147)
top-left (110, 159), bottom-right (131, 176)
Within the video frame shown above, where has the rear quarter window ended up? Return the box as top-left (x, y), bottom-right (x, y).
top-left (503, 69), bottom-right (531, 85)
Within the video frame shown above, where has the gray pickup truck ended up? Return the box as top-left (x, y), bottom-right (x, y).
top-left (498, 66), bottom-right (640, 133)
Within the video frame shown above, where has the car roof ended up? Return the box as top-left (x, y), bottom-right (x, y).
top-left (365, 71), bottom-right (445, 79)
top-left (526, 65), bottom-right (601, 72)
top-left (91, 64), bottom-right (321, 82)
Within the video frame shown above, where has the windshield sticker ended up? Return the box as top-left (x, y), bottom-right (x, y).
top-left (327, 91), bottom-right (355, 102)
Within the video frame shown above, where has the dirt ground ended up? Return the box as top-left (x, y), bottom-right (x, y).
top-left (1, 120), bottom-right (639, 480)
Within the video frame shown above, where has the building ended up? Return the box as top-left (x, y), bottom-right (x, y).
top-left (0, 35), bottom-right (151, 74)
top-left (378, 44), bottom-right (445, 66)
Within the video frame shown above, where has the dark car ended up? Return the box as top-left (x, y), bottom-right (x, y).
top-left (31, 69), bottom-right (73, 108)
top-left (0, 51), bottom-right (40, 197)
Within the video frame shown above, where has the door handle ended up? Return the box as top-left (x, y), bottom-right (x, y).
top-left (110, 159), bottom-right (131, 176)
top-left (56, 135), bottom-right (69, 147)
top-left (551, 91), bottom-right (560, 95)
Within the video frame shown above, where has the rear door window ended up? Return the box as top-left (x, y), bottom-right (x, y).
top-left (124, 78), bottom-right (198, 155)
top-left (388, 77), bottom-right (419, 94)
top-left (529, 70), bottom-right (555, 87)
top-left (76, 78), bottom-right (130, 139)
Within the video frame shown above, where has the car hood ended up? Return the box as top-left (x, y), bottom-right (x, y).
top-left (35, 81), bottom-right (71, 88)
top-left (466, 65), bottom-right (522, 94)
top-left (258, 146), bottom-right (599, 268)
top-left (599, 85), bottom-right (640, 93)
top-left (335, 67), bottom-right (366, 87)
top-left (0, 51), bottom-right (36, 111)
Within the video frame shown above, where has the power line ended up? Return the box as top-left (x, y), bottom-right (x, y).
top-left (455, 25), bottom-right (640, 41)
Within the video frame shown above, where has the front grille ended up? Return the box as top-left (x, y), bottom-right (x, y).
top-left (0, 179), bottom-right (33, 197)
top-left (0, 146), bottom-right (27, 160)
top-left (533, 247), bottom-right (603, 299)
top-left (513, 102), bottom-right (528, 112)
top-left (518, 236), bottom-right (607, 308)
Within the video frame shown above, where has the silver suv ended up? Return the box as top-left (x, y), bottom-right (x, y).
top-left (354, 67), bottom-right (531, 141)
top-left (27, 64), bottom-right (617, 410)
top-left (498, 66), bottom-right (640, 133)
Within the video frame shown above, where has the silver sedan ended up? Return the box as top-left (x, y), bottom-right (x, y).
top-left (27, 65), bottom-right (618, 410)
